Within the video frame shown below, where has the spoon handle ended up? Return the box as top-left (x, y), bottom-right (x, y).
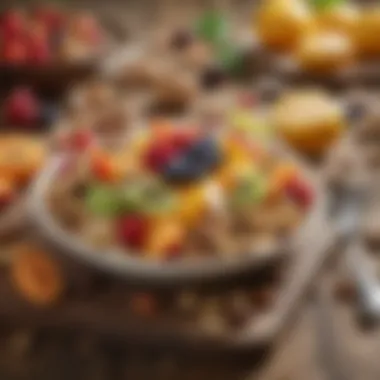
top-left (347, 242), bottom-right (380, 324)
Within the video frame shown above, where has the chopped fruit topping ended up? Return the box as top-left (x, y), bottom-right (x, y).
top-left (285, 176), bottom-right (314, 209)
top-left (163, 137), bottom-right (222, 183)
top-left (4, 88), bottom-right (40, 126)
top-left (230, 172), bottom-right (268, 209)
top-left (145, 218), bottom-right (185, 259)
top-left (177, 184), bottom-right (207, 227)
top-left (116, 215), bottom-right (150, 249)
top-left (11, 246), bottom-right (64, 305)
top-left (85, 185), bottom-right (121, 217)
top-left (143, 140), bottom-right (178, 172)
top-left (267, 162), bottom-right (298, 199)
top-left (91, 152), bottom-right (122, 183)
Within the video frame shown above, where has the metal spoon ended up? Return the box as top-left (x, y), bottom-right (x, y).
top-left (333, 184), bottom-right (380, 324)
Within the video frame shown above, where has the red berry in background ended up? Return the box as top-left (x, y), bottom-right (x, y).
top-left (28, 36), bottom-right (51, 65)
top-left (2, 38), bottom-right (28, 64)
top-left (33, 6), bottom-right (65, 33)
top-left (116, 215), bottom-right (149, 249)
top-left (4, 88), bottom-right (40, 126)
top-left (286, 176), bottom-right (314, 209)
top-left (1, 10), bottom-right (25, 39)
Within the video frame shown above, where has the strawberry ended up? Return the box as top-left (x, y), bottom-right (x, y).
top-left (1, 10), bottom-right (25, 39)
top-left (28, 34), bottom-right (51, 64)
top-left (4, 88), bottom-right (40, 126)
top-left (2, 38), bottom-right (28, 64)
top-left (286, 176), bottom-right (314, 209)
top-left (116, 215), bottom-right (149, 249)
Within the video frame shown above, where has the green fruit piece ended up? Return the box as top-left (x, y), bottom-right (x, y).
top-left (121, 185), bottom-right (146, 213)
top-left (195, 10), bottom-right (228, 45)
top-left (86, 185), bottom-right (123, 217)
top-left (231, 172), bottom-right (268, 209)
top-left (121, 177), bottom-right (177, 217)
top-left (140, 179), bottom-right (177, 216)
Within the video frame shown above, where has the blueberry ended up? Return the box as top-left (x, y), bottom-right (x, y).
top-left (163, 156), bottom-right (203, 183)
top-left (200, 65), bottom-right (226, 90)
top-left (187, 137), bottom-right (222, 171)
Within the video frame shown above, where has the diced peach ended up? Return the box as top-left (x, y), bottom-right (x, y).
top-left (11, 246), bottom-right (64, 305)
top-left (176, 184), bottom-right (207, 227)
top-left (145, 218), bottom-right (185, 260)
top-left (267, 162), bottom-right (298, 200)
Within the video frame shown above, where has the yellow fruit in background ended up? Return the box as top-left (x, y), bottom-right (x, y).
top-left (354, 7), bottom-right (380, 58)
top-left (295, 30), bottom-right (355, 74)
top-left (255, 0), bottom-right (313, 52)
top-left (315, 3), bottom-right (359, 36)
top-left (272, 90), bottom-right (345, 156)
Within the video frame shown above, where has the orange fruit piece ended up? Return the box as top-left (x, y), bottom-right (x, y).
top-left (11, 246), bottom-right (64, 306)
top-left (145, 218), bottom-right (185, 260)
top-left (267, 162), bottom-right (298, 200)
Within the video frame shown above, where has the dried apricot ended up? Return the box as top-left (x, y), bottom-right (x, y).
top-left (11, 247), bottom-right (64, 306)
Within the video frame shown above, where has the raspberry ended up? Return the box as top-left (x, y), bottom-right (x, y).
top-left (286, 176), bottom-right (314, 209)
top-left (28, 33), bottom-right (51, 64)
top-left (171, 130), bottom-right (197, 151)
top-left (143, 142), bottom-right (177, 172)
top-left (116, 215), bottom-right (149, 249)
top-left (1, 10), bottom-right (25, 39)
top-left (4, 88), bottom-right (40, 126)
top-left (2, 38), bottom-right (28, 64)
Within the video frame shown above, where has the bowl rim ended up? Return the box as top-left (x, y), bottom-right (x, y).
top-left (28, 150), bottom-right (324, 288)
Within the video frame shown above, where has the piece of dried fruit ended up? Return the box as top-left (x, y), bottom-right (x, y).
top-left (11, 247), bottom-right (64, 305)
